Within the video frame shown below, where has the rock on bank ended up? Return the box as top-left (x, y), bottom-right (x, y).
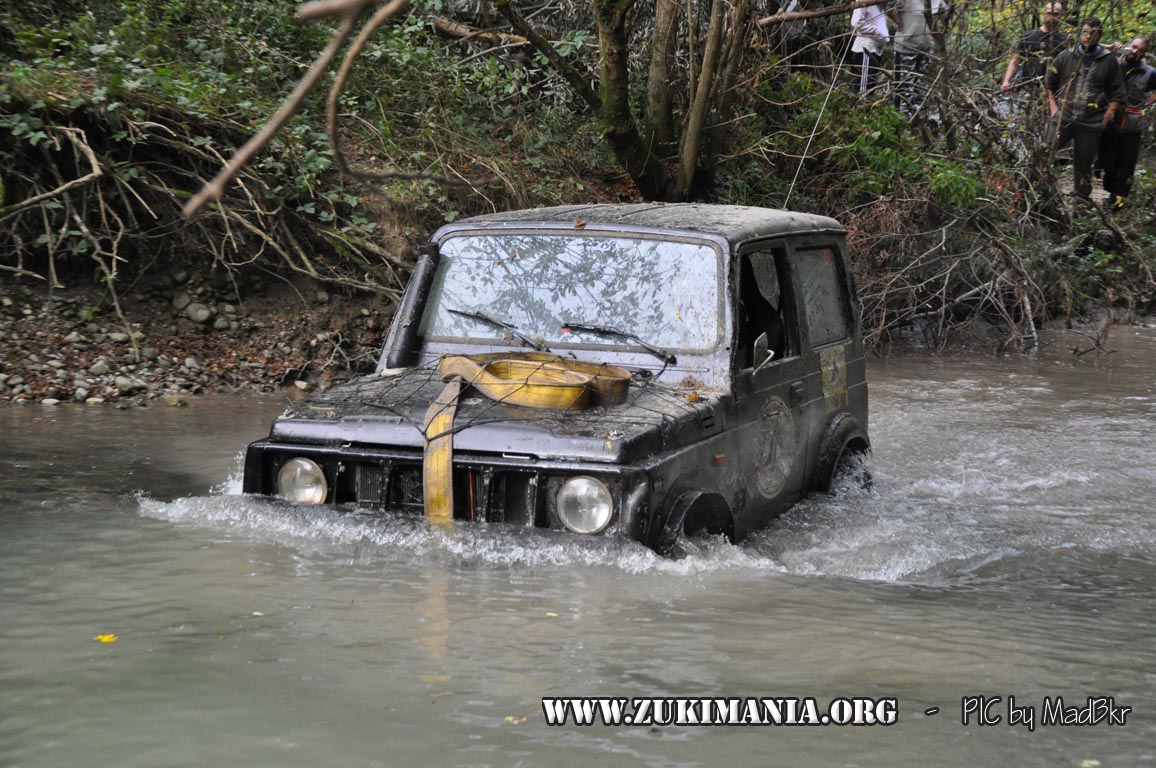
top-left (0, 274), bottom-right (392, 407)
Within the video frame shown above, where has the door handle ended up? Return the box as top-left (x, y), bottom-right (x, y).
top-left (789, 380), bottom-right (805, 406)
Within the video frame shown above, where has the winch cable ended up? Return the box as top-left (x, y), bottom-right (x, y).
top-left (783, 32), bottom-right (853, 209)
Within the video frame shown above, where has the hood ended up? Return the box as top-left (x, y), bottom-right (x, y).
top-left (269, 364), bottom-right (727, 464)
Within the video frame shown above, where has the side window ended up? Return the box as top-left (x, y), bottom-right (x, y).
top-left (789, 245), bottom-right (850, 348)
top-left (736, 248), bottom-right (798, 368)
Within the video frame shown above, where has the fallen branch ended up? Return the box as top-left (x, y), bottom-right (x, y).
top-left (184, 0), bottom-right (389, 217)
top-left (757, 0), bottom-right (885, 27)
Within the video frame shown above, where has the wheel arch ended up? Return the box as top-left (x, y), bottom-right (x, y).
top-left (653, 489), bottom-right (734, 554)
top-left (811, 412), bottom-right (870, 492)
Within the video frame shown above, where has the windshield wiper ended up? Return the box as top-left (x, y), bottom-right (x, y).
top-left (561, 322), bottom-right (677, 365)
top-left (447, 308), bottom-right (549, 351)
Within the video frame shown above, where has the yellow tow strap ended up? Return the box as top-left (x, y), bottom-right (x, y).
top-left (421, 353), bottom-right (631, 524)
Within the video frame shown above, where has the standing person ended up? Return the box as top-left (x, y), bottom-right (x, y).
top-left (1000, 2), bottom-right (1069, 93)
top-left (849, 3), bottom-right (890, 97)
top-left (888, 0), bottom-right (946, 118)
top-left (1099, 38), bottom-right (1156, 210)
top-left (1045, 17), bottom-right (1126, 199)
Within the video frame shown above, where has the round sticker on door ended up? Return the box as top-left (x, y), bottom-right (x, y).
top-left (756, 395), bottom-right (796, 498)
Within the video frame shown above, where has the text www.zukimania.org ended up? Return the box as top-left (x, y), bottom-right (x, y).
top-left (542, 697), bottom-right (898, 727)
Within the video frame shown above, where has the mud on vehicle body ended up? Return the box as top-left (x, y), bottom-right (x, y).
top-left (243, 203), bottom-right (869, 553)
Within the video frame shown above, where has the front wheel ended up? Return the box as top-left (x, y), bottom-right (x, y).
top-left (812, 413), bottom-right (870, 493)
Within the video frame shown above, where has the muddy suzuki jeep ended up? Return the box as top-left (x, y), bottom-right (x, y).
top-left (243, 204), bottom-right (869, 553)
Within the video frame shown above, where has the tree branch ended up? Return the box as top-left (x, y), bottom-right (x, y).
top-left (757, 0), bottom-right (885, 27)
top-left (183, 0), bottom-right (385, 218)
top-left (494, 0), bottom-right (600, 113)
top-left (0, 128), bottom-right (102, 223)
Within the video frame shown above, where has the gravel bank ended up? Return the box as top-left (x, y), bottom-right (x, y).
top-left (1, 273), bottom-right (392, 407)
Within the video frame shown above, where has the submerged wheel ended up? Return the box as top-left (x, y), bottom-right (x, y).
top-left (812, 413), bottom-right (871, 493)
top-left (654, 490), bottom-right (733, 555)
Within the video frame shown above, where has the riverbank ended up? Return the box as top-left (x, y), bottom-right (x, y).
top-left (4, 267), bottom-right (1153, 407)
top-left (0, 273), bottom-right (392, 406)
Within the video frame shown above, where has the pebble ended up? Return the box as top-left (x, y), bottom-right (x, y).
top-left (186, 303), bottom-right (213, 324)
top-left (1, 283), bottom-right (384, 405)
top-left (172, 292), bottom-right (192, 311)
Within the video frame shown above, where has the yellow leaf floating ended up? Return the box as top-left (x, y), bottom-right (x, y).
top-left (1080, 761), bottom-right (1101, 768)
top-left (93, 634), bottom-right (117, 643)
top-left (504, 716), bottom-right (528, 725)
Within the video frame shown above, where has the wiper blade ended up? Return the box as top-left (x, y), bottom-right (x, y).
top-left (561, 322), bottom-right (677, 365)
top-left (447, 308), bottom-right (548, 351)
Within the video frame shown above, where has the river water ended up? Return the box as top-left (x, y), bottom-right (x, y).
top-left (2, 327), bottom-right (1155, 767)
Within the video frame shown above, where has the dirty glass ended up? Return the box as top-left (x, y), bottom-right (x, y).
top-left (789, 247), bottom-right (849, 347)
top-left (420, 233), bottom-right (722, 351)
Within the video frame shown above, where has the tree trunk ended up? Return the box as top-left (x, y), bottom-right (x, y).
top-left (643, 0), bottom-right (681, 157)
top-left (675, 0), bottom-right (725, 199)
top-left (699, 0), bottom-right (752, 193)
top-left (592, 0), bottom-right (672, 199)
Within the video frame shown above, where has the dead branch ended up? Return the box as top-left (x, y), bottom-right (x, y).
top-left (0, 128), bottom-right (102, 223)
top-left (184, 0), bottom-right (388, 217)
top-left (494, 0), bottom-right (600, 113)
top-left (757, 0), bottom-right (886, 27)
top-left (421, 12), bottom-right (527, 45)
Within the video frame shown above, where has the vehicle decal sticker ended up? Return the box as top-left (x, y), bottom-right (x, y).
top-left (756, 395), bottom-right (796, 499)
top-left (820, 345), bottom-right (847, 412)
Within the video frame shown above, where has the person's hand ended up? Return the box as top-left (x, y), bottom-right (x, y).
top-left (1103, 110), bottom-right (1117, 127)
top-left (1001, 80), bottom-right (1011, 93)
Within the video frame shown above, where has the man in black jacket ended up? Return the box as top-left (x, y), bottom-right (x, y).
top-left (1045, 17), bottom-right (1126, 198)
top-left (1099, 38), bottom-right (1156, 210)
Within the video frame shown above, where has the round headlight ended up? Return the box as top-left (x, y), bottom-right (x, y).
top-left (556, 476), bottom-right (614, 534)
top-left (277, 457), bottom-right (328, 504)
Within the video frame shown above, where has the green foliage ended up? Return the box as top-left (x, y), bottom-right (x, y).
top-left (929, 162), bottom-right (985, 209)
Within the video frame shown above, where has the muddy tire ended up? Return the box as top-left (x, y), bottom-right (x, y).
top-left (654, 490), bottom-right (732, 555)
top-left (812, 413), bottom-right (870, 493)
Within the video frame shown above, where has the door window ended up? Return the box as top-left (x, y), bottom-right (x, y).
top-left (736, 248), bottom-right (797, 367)
top-left (789, 246), bottom-right (849, 348)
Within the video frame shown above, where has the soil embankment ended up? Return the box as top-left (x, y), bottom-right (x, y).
top-left (0, 272), bottom-right (391, 406)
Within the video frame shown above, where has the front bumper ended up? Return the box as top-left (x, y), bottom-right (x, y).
top-left (243, 439), bottom-right (654, 542)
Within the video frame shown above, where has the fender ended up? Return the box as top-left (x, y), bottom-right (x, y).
top-left (811, 413), bottom-right (870, 492)
top-left (653, 490), bottom-right (733, 554)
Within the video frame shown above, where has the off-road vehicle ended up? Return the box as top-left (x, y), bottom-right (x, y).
top-left (243, 204), bottom-right (869, 552)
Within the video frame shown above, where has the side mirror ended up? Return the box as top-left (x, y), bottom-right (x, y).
top-left (752, 332), bottom-right (775, 373)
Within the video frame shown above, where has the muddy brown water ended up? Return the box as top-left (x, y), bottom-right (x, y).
top-left (2, 326), bottom-right (1155, 767)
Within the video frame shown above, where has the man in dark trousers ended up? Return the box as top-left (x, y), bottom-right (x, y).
top-left (1099, 38), bottom-right (1156, 210)
top-left (1001, 2), bottom-right (1069, 94)
top-left (1045, 17), bottom-right (1126, 199)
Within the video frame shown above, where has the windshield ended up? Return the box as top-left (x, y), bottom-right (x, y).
top-left (420, 232), bottom-right (722, 352)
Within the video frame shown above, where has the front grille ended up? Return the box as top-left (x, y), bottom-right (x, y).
top-left (390, 465), bottom-right (424, 510)
top-left (352, 460), bottom-right (543, 525)
top-left (356, 463), bottom-right (385, 505)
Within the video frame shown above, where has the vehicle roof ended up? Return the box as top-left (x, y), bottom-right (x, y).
top-left (433, 203), bottom-right (844, 247)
